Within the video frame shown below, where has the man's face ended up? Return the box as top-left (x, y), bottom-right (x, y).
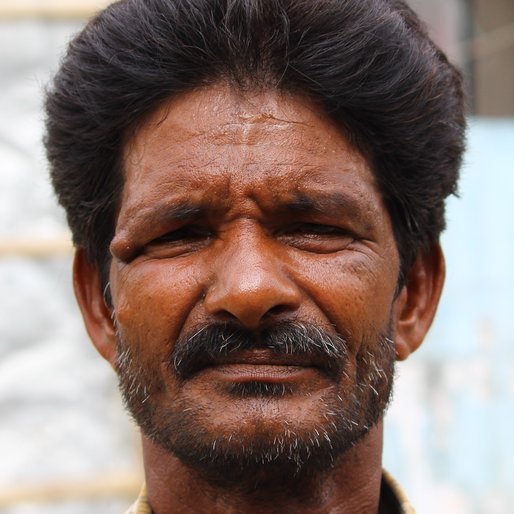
top-left (108, 85), bottom-right (401, 486)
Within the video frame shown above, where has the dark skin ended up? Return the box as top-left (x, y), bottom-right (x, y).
top-left (73, 85), bottom-right (445, 513)
top-left (140, 424), bottom-right (384, 513)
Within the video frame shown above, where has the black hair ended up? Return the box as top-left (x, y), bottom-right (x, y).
top-left (45, 0), bottom-right (466, 286)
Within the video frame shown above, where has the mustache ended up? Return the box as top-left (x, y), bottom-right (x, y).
top-left (170, 321), bottom-right (349, 381)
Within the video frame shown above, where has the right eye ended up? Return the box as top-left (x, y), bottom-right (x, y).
top-left (153, 226), bottom-right (210, 243)
top-left (144, 225), bottom-right (213, 257)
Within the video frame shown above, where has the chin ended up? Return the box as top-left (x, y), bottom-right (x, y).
top-left (115, 325), bottom-right (395, 491)
top-left (128, 378), bottom-right (390, 493)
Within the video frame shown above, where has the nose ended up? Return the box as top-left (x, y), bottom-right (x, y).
top-left (204, 233), bottom-right (302, 329)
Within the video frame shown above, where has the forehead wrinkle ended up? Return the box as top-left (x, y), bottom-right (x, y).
top-left (129, 86), bottom-right (313, 152)
top-left (202, 108), bottom-right (313, 148)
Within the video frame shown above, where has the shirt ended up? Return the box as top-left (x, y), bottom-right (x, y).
top-left (124, 470), bottom-right (415, 513)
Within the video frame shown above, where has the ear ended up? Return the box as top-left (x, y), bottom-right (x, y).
top-left (392, 243), bottom-right (445, 361)
top-left (73, 249), bottom-right (117, 368)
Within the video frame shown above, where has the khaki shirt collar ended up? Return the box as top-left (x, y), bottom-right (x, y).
top-left (124, 484), bottom-right (152, 514)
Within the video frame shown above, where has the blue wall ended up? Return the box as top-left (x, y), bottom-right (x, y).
top-left (384, 118), bottom-right (514, 514)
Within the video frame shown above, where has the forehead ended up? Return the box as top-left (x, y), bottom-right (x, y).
top-left (120, 84), bottom-right (381, 220)
top-left (125, 84), bottom-right (357, 159)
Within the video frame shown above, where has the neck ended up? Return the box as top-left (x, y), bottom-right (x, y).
top-left (142, 423), bottom-right (384, 514)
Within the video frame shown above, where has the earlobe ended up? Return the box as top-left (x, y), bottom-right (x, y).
top-left (73, 249), bottom-right (117, 367)
top-left (392, 244), bottom-right (445, 361)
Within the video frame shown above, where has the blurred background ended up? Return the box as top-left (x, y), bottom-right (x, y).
top-left (0, 0), bottom-right (512, 512)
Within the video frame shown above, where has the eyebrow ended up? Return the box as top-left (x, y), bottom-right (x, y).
top-left (150, 201), bottom-right (207, 222)
top-left (274, 191), bottom-right (370, 220)
top-left (120, 200), bottom-right (213, 236)
top-left (120, 189), bottom-right (375, 238)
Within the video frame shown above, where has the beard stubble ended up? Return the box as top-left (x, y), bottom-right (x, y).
top-left (115, 320), bottom-right (395, 493)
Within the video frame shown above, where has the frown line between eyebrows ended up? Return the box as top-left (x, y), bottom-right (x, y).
top-left (117, 188), bottom-right (378, 237)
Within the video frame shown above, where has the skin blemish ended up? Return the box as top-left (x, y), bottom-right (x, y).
top-left (110, 236), bottom-right (137, 263)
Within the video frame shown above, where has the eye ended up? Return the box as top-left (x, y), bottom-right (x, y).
top-left (153, 226), bottom-right (210, 243)
top-left (279, 223), bottom-right (356, 253)
top-left (294, 223), bottom-right (346, 236)
top-left (144, 225), bottom-right (212, 257)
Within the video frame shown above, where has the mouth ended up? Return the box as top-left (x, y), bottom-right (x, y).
top-left (170, 321), bottom-right (347, 383)
top-left (196, 349), bottom-right (327, 384)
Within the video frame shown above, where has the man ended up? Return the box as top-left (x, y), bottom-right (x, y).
top-left (44, 0), bottom-right (465, 512)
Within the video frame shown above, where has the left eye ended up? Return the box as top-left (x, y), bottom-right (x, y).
top-left (278, 223), bottom-right (356, 253)
top-left (293, 223), bottom-right (344, 236)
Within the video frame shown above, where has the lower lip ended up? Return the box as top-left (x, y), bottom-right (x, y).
top-left (204, 364), bottom-right (319, 383)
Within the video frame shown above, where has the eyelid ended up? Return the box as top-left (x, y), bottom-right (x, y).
top-left (151, 225), bottom-right (212, 243)
top-left (299, 223), bottom-right (346, 232)
top-left (274, 222), bottom-right (358, 253)
top-left (281, 222), bottom-right (356, 236)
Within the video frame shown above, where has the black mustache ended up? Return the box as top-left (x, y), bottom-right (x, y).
top-left (170, 321), bottom-right (349, 381)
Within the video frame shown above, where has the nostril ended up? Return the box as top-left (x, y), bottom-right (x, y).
top-left (210, 309), bottom-right (240, 324)
top-left (263, 304), bottom-right (295, 319)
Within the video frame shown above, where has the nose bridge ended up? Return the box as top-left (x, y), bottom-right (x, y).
top-left (204, 227), bottom-right (301, 328)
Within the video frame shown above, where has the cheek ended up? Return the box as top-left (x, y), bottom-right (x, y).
top-left (291, 253), bottom-right (397, 339)
top-left (111, 259), bottom-right (204, 351)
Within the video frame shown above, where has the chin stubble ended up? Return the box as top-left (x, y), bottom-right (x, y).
top-left (114, 320), bottom-right (395, 491)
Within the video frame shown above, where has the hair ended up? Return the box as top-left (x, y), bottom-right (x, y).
top-left (45, 0), bottom-right (466, 286)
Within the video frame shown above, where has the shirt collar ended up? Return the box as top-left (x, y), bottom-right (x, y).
top-left (381, 470), bottom-right (416, 514)
top-left (124, 484), bottom-right (151, 514)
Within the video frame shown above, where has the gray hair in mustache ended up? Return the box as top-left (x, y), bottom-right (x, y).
top-left (171, 321), bottom-right (350, 381)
